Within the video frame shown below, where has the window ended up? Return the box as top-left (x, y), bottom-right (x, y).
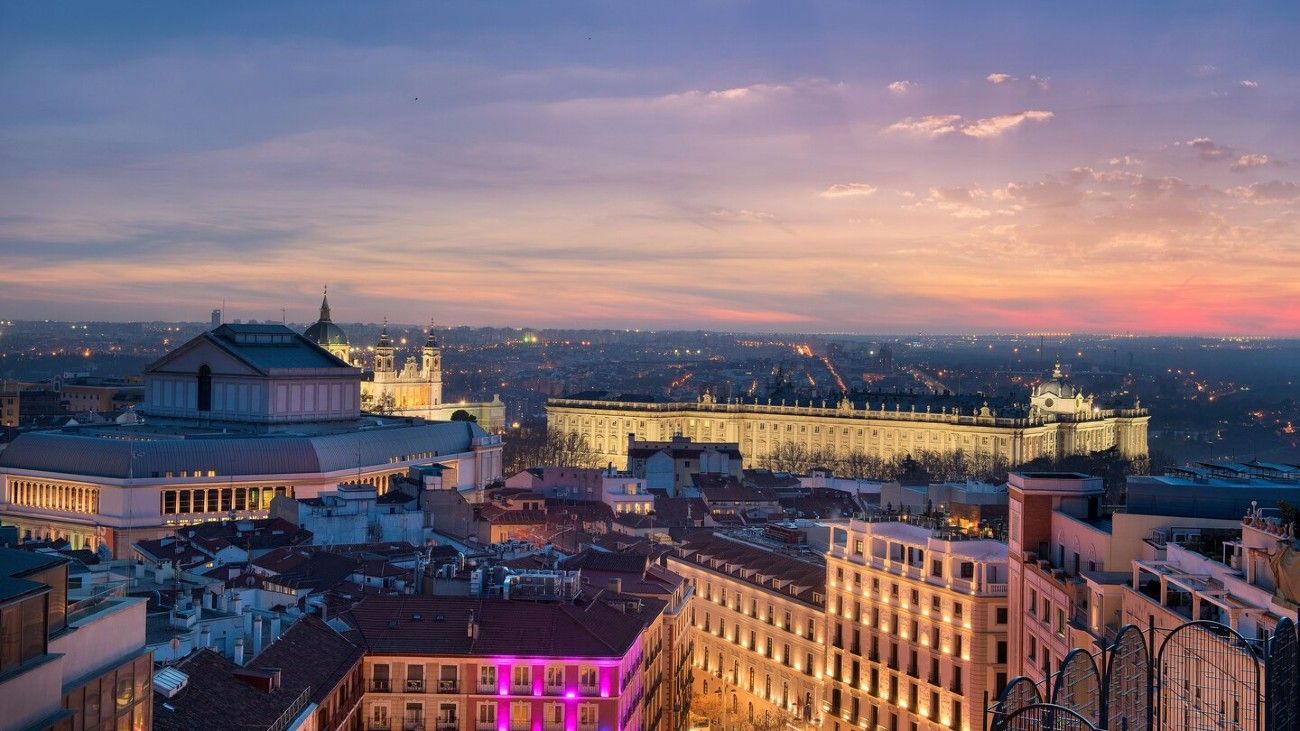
top-left (959, 562), bottom-right (974, 579)
top-left (545, 666), bottom-right (564, 691)
top-left (996, 607), bottom-right (1008, 625)
top-left (510, 701), bottom-right (532, 731)
top-left (578, 703), bottom-right (598, 729)
top-left (371, 704), bottom-right (389, 727)
top-left (478, 702), bottom-right (497, 727)
top-left (407, 663), bottom-right (425, 692)
top-left (512, 665), bottom-right (531, 690)
top-left (405, 703), bottom-right (423, 727)
top-left (545, 703), bottom-right (564, 730)
top-left (578, 665), bottom-right (598, 691)
top-left (931, 560), bottom-right (942, 577)
top-left (997, 641), bottom-right (1008, 664)
top-left (1029, 589), bottom-right (1038, 617)
top-left (197, 365), bottom-right (212, 411)
top-left (479, 665), bottom-right (497, 692)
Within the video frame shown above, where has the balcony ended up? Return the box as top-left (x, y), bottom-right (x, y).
top-left (406, 680), bottom-right (427, 693)
top-left (368, 721), bottom-right (392, 731)
top-left (402, 716), bottom-right (425, 731)
top-left (370, 679), bottom-right (393, 693)
top-left (437, 724), bottom-right (457, 731)
top-left (438, 680), bottom-right (459, 694)
top-left (477, 684), bottom-right (497, 695)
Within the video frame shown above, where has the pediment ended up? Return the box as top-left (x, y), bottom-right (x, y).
top-left (144, 334), bottom-right (265, 377)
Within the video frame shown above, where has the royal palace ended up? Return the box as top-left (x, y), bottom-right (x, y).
top-left (546, 363), bottom-right (1148, 469)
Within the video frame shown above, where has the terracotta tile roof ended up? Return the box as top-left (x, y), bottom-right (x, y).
top-left (344, 594), bottom-right (661, 658)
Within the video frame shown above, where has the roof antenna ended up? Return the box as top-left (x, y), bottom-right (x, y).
top-left (281, 307), bottom-right (286, 325)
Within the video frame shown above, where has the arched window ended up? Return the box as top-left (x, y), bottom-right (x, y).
top-left (197, 365), bottom-right (213, 411)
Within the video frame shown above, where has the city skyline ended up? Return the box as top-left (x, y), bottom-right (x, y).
top-left (3, 2), bottom-right (1299, 335)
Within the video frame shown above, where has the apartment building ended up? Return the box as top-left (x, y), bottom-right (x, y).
top-left (825, 519), bottom-right (1008, 731)
top-left (346, 593), bottom-right (666, 731)
top-left (0, 547), bottom-right (152, 730)
top-left (665, 533), bottom-right (826, 729)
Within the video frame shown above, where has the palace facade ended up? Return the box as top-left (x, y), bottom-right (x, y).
top-left (547, 363), bottom-right (1148, 469)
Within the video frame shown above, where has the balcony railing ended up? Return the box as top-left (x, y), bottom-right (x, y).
top-left (406, 680), bottom-right (426, 693)
top-left (402, 716), bottom-right (424, 731)
top-left (368, 720), bottom-right (391, 731)
top-left (370, 679), bottom-right (392, 693)
top-left (438, 680), bottom-right (459, 693)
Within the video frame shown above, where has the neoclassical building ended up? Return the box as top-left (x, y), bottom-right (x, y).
top-left (547, 363), bottom-right (1148, 469)
top-left (0, 323), bottom-right (503, 554)
top-left (302, 290), bottom-right (505, 431)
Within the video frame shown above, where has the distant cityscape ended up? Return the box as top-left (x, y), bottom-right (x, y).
top-left (1, 312), bottom-right (1297, 731)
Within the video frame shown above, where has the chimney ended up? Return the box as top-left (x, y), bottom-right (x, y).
top-left (231, 593), bottom-right (243, 615)
top-left (233, 637), bottom-right (245, 666)
top-left (270, 615), bottom-right (282, 642)
top-left (202, 591), bottom-right (213, 610)
top-left (466, 610), bottom-right (479, 641)
top-left (217, 591), bottom-right (229, 612)
top-left (134, 561), bottom-right (146, 579)
top-left (199, 628), bottom-right (211, 649)
top-left (252, 615), bottom-right (264, 656)
top-left (608, 577), bottom-right (623, 594)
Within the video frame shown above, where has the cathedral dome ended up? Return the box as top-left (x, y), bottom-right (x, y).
top-left (305, 319), bottom-right (349, 346)
top-left (304, 289), bottom-right (349, 346)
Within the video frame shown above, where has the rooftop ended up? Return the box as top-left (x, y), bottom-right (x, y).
top-left (344, 594), bottom-right (661, 658)
top-left (671, 533), bottom-right (825, 606)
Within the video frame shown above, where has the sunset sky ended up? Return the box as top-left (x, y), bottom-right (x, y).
top-left (2, 2), bottom-right (1298, 334)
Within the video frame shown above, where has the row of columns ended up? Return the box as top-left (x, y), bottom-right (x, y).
top-left (9, 480), bottom-right (99, 514)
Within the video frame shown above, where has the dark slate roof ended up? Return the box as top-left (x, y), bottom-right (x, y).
top-left (0, 420), bottom-right (485, 479)
top-left (248, 615), bottom-right (364, 704)
top-left (344, 594), bottom-right (660, 658)
top-left (558, 550), bottom-right (649, 574)
top-left (154, 618), bottom-right (362, 731)
top-left (0, 547), bottom-right (66, 602)
top-left (670, 533), bottom-right (825, 607)
top-left (207, 324), bottom-right (348, 371)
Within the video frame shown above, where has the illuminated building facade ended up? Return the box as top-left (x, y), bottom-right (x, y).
top-left (665, 533), bottom-right (827, 729)
top-left (547, 366), bottom-right (1148, 470)
top-left (346, 594), bottom-right (666, 731)
top-left (824, 519), bottom-right (1008, 731)
top-left (302, 290), bottom-right (506, 431)
top-left (0, 324), bottom-right (503, 555)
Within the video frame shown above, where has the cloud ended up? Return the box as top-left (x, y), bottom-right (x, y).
top-left (887, 80), bottom-right (915, 95)
top-left (887, 110), bottom-right (1053, 139)
top-left (710, 208), bottom-right (780, 223)
top-left (1239, 79), bottom-right (1259, 89)
top-left (1181, 137), bottom-right (1232, 161)
top-left (985, 72), bottom-right (1050, 90)
top-left (886, 114), bottom-right (963, 137)
top-left (820, 183), bottom-right (878, 198)
top-left (961, 110), bottom-right (1054, 138)
top-left (1231, 181), bottom-right (1300, 202)
top-left (1231, 153), bottom-right (1269, 171)
top-left (1192, 63), bottom-right (1218, 77)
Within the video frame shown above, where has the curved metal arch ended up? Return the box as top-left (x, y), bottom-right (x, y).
top-left (1102, 624), bottom-right (1151, 731)
top-left (1267, 617), bottom-right (1298, 731)
top-left (1052, 648), bottom-right (1103, 725)
top-left (999, 703), bottom-right (1100, 731)
top-left (1154, 618), bottom-right (1263, 664)
top-left (1155, 619), bottom-right (1263, 731)
top-left (991, 676), bottom-right (1045, 731)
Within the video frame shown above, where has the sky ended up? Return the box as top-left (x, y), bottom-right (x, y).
top-left (2, 2), bottom-right (1299, 335)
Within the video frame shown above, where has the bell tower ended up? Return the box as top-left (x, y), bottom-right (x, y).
top-left (422, 319), bottom-right (443, 406)
top-left (374, 318), bottom-right (396, 374)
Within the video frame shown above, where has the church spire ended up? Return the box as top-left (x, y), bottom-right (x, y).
top-left (319, 285), bottom-right (331, 322)
top-left (424, 317), bottom-right (439, 349)
top-left (377, 317), bottom-right (392, 348)
top-left (1051, 356), bottom-right (1063, 379)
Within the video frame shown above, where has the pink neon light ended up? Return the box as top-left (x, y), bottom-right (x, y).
top-left (565, 691), bottom-right (576, 699)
